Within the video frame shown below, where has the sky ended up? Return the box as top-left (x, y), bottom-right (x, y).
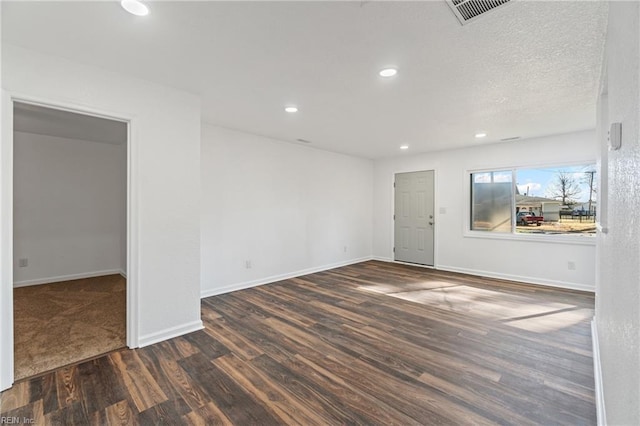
top-left (473, 164), bottom-right (597, 204)
top-left (516, 164), bottom-right (596, 203)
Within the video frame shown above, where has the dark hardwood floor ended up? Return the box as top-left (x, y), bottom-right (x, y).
top-left (0, 261), bottom-right (596, 425)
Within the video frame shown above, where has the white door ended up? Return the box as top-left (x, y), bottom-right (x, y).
top-left (394, 171), bottom-right (435, 266)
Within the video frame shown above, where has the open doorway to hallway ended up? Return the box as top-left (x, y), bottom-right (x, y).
top-left (12, 102), bottom-right (128, 380)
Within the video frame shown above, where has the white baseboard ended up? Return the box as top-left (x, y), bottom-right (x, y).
top-left (371, 258), bottom-right (594, 292)
top-left (436, 265), bottom-right (595, 293)
top-left (201, 256), bottom-right (373, 298)
top-left (119, 270), bottom-right (127, 279)
top-left (138, 319), bottom-right (204, 348)
top-left (13, 269), bottom-right (123, 288)
top-left (592, 318), bottom-right (606, 426)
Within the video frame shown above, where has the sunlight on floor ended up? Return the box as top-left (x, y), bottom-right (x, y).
top-left (504, 307), bottom-right (593, 333)
top-left (357, 280), bottom-right (592, 333)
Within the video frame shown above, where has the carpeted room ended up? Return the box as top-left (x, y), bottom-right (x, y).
top-left (13, 275), bottom-right (126, 380)
top-left (12, 103), bottom-right (128, 380)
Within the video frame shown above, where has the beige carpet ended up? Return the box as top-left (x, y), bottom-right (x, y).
top-left (13, 274), bottom-right (126, 381)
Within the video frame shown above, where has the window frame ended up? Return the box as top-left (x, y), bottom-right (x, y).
top-left (464, 162), bottom-right (597, 246)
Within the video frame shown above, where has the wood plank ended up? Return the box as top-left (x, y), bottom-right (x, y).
top-left (76, 356), bottom-right (128, 415)
top-left (178, 352), bottom-right (280, 425)
top-left (137, 397), bottom-right (191, 425)
top-left (181, 402), bottom-right (233, 426)
top-left (108, 350), bottom-right (168, 412)
top-left (0, 379), bottom-right (30, 413)
top-left (89, 400), bottom-right (137, 426)
top-left (251, 354), bottom-right (378, 425)
top-left (200, 316), bottom-right (264, 361)
top-left (54, 366), bottom-right (80, 411)
top-left (183, 330), bottom-right (230, 360)
top-left (44, 401), bottom-right (89, 425)
top-left (138, 345), bottom-right (213, 413)
top-left (213, 353), bottom-right (322, 426)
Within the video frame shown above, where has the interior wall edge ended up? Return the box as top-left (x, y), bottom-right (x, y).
top-left (592, 318), bottom-right (607, 426)
top-left (3, 44), bottom-right (202, 368)
top-left (201, 256), bottom-right (373, 299)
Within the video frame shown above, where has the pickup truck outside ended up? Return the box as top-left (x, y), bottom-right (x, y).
top-left (517, 211), bottom-right (543, 226)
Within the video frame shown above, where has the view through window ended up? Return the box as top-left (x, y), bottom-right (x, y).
top-left (471, 164), bottom-right (596, 236)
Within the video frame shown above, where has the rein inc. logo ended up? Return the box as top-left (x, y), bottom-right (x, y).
top-left (0, 417), bottom-right (35, 424)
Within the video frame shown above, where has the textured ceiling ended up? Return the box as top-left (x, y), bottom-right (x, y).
top-left (2, 1), bottom-right (608, 158)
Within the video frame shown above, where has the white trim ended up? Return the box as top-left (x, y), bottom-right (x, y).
top-left (119, 270), bottom-right (127, 279)
top-left (201, 256), bottom-right (373, 298)
top-left (592, 318), bottom-right (607, 426)
top-left (138, 320), bottom-right (204, 348)
top-left (8, 97), bottom-right (131, 124)
top-left (0, 92), bottom-right (15, 392)
top-left (369, 257), bottom-right (595, 291)
top-left (13, 270), bottom-right (123, 288)
top-left (463, 230), bottom-right (597, 246)
top-left (1, 93), bottom-right (138, 391)
top-left (125, 116), bottom-right (139, 349)
top-left (372, 257), bottom-right (594, 291)
top-left (437, 264), bottom-right (595, 292)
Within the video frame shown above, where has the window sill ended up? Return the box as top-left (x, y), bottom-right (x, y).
top-left (463, 230), bottom-right (597, 246)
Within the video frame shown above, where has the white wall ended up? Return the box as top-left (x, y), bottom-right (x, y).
top-left (373, 130), bottom-right (597, 291)
top-left (596, 2), bottom-right (640, 425)
top-left (13, 131), bottom-right (126, 286)
top-left (201, 124), bottom-right (373, 296)
top-left (1, 44), bottom-right (203, 390)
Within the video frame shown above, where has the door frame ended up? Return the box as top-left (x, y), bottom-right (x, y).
top-left (0, 92), bottom-right (139, 390)
top-left (390, 168), bottom-right (439, 268)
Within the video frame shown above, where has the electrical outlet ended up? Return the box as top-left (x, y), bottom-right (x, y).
top-left (19, 258), bottom-right (28, 267)
top-left (245, 260), bottom-right (252, 269)
top-left (568, 261), bottom-right (576, 271)
top-left (343, 246), bottom-right (348, 253)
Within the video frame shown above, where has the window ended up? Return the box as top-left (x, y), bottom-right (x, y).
top-left (470, 164), bottom-right (596, 236)
top-left (471, 171), bottom-right (513, 232)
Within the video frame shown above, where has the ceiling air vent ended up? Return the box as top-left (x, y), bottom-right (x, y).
top-left (446, 0), bottom-right (512, 25)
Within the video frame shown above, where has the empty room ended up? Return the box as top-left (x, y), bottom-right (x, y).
top-left (0, 1), bottom-right (638, 426)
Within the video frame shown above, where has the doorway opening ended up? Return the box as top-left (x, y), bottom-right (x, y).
top-left (394, 170), bottom-right (435, 266)
top-left (12, 102), bottom-right (128, 380)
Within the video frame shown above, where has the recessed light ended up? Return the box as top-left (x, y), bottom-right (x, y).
top-left (121, 0), bottom-right (149, 16)
top-left (475, 132), bottom-right (487, 138)
top-left (400, 145), bottom-right (409, 150)
top-left (379, 68), bottom-right (398, 78)
top-left (285, 106), bottom-right (298, 113)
